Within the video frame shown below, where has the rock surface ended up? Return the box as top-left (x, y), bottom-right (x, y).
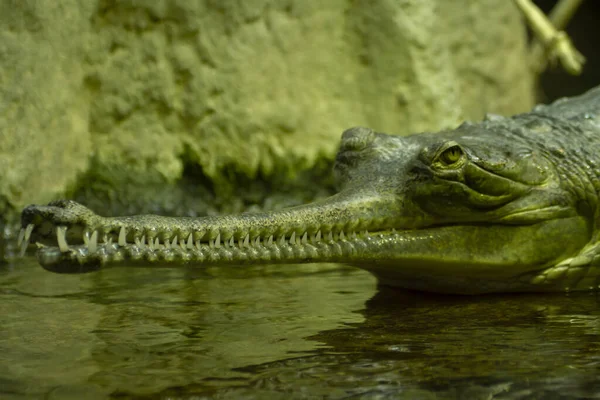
top-left (0, 0), bottom-right (534, 236)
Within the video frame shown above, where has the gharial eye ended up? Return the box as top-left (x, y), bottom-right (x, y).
top-left (439, 145), bottom-right (464, 165)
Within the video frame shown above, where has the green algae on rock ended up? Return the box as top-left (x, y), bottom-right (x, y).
top-left (0, 1), bottom-right (533, 222)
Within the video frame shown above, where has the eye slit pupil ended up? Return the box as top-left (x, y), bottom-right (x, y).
top-left (440, 145), bottom-right (463, 165)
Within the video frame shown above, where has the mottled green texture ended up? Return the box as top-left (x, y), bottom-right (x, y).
top-left (20, 87), bottom-right (600, 293)
top-left (0, 0), bottom-right (94, 214)
top-left (0, 0), bottom-right (534, 222)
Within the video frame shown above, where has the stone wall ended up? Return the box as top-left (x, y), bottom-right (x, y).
top-left (0, 0), bottom-right (534, 225)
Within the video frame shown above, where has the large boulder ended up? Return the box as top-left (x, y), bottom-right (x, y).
top-left (0, 0), bottom-right (534, 248)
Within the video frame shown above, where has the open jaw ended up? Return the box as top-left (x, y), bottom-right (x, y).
top-left (17, 196), bottom-right (593, 294)
top-left (17, 193), bottom-right (409, 272)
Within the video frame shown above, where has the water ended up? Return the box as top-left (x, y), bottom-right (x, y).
top-left (1, 259), bottom-right (599, 399)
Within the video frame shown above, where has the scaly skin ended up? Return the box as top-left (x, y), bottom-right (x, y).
top-left (18, 87), bottom-right (600, 294)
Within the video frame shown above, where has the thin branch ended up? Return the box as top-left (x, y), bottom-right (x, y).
top-left (514, 0), bottom-right (585, 75)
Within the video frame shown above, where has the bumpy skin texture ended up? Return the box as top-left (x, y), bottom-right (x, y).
top-left (19, 87), bottom-right (600, 294)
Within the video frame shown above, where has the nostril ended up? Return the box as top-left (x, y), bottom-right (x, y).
top-left (340, 127), bottom-right (375, 151)
top-left (21, 204), bottom-right (42, 226)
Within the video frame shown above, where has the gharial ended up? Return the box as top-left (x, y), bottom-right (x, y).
top-left (17, 86), bottom-right (600, 294)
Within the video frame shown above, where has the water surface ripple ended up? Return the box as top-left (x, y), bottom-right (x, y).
top-left (0, 259), bottom-right (599, 399)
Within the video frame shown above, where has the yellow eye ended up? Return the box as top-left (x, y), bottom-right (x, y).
top-left (439, 145), bottom-right (464, 165)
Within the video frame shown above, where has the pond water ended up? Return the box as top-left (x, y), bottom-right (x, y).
top-left (1, 259), bottom-right (599, 399)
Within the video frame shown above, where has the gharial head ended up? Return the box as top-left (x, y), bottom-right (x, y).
top-left (333, 123), bottom-right (571, 227)
top-left (18, 118), bottom-right (595, 294)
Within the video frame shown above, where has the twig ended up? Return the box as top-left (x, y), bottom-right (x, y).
top-left (514, 0), bottom-right (585, 75)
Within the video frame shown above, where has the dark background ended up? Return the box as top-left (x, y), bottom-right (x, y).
top-left (535, 0), bottom-right (600, 100)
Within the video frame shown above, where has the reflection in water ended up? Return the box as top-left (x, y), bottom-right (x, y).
top-left (250, 289), bottom-right (600, 399)
top-left (0, 259), bottom-right (372, 399)
top-left (1, 259), bottom-right (599, 399)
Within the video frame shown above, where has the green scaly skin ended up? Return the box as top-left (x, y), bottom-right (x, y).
top-left (18, 87), bottom-right (600, 294)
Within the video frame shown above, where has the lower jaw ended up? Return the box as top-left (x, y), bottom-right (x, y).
top-left (35, 232), bottom-right (379, 273)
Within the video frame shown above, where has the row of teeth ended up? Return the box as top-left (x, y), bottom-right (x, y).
top-left (18, 223), bottom-right (384, 255)
top-left (17, 224), bottom-right (35, 257)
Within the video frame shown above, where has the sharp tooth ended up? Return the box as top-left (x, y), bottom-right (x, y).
top-left (301, 232), bottom-right (307, 244)
top-left (18, 224), bottom-right (35, 256)
top-left (172, 236), bottom-right (178, 247)
top-left (267, 235), bottom-right (273, 246)
top-left (118, 227), bottom-right (127, 246)
top-left (254, 236), bottom-right (260, 246)
top-left (339, 231), bottom-right (345, 241)
top-left (215, 233), bottom-right (221, 248)
top-left (278, 235), bottom-right (285, 245)
top-left (243, 234), bottom-right (249, 247)
top-left (165, 238), bottom-right (171, 249)
top-left (316, 230), bottom-right (321, 242)
top-left (229, 237), bottom-right (235, 247)
top-left (19, 238), bottom-right (28, 257)
top-left (290, 232), bottom-right (296, 245)
top-left (209, 239), bottom-right (214, 248)
top-left (56, 226), bottom-right (69, 252)
top-left (140, 235), bottom-right (146, 248)
top-left (17, 228), bottom-right (25, 247)
top-left (89, 231), bottom-right (98, 253)
top-left (187, 234), bottom-right (194, 249)
top-left (328, 231), bottom-right (333, 241)
top-left (154, 238), bottom-right (161, 248)
top-left (195, 240), bottom-right (202, 251)
top-left (24, 223), bottom-right (34, 243)
top-left (83, 230), bottom-right (90, 245)
top-left (23, 224), bottom-right (35, 242)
